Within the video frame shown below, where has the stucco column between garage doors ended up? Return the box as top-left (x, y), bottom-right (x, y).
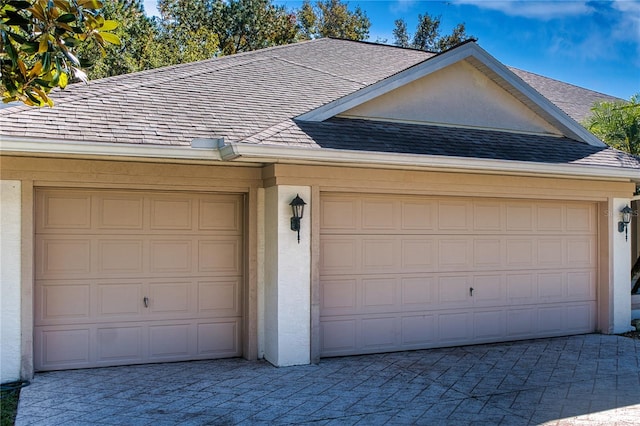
top-left (609, 197), bottom-right (633, 334)
top-left (263, 186), bottom-right (311, 366)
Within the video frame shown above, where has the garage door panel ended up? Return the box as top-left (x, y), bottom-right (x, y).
top-left (198, 279), bottom-right (242, 315)
top-left (149, 240), bottom-right (192, 273)
top-left (97, 282), bottom-right (143, 317)
top-left (97, 239), bottom-right (144, 274)
top-left (506, 204), bottom-right (534, 231)
top-left (362, 317), bottom-right (397, 348)
top-left (197, 321), bottom-right (241, 356)
top-left (538, 239), bottom-right (564, 266)
top-left (96, 326), bottom-right (143, 362)
top-left (37, 238), bottom-right (92, 278)
top-left (438, 276), bottom-right (471, 305)
top-left (401, 239), bottom-right (435, 269)
top-left (199, 198), bottom-right (243, 232)
top-left (198, 238), bottom-right (242, 274)
top-left (362, 278), bottom-right (397, 309)
top-left (567, 271), bottom-right (595, 299)
top-left (438, 200), bottom-right (471, 231)
top-left (96, 195), bottom-right (144, 230)
top-left (37, 328), bottom-right (91, 369)
top-left (35, 189), bottom-right (244, 371)
top-left (438, 312), bottom-right (472, 342)
top-left (149, 281), bottom-right (191, 314)
top-left (473, 239), bottom-right (503, 268)
top-left (401, 201), bottom-right (435, 230)
top-left (438, 239), bottom-right (471, 270)
top-left (401, 277), bottom-right (434, 306)
top-left (566, 205), bottom-right (594, 232)
top-left (567, 238), bottom-right (596, 265)
top-left (149, 323), bottom-right (192, 358)
top-left (149, 198), bottom-right (193, 230)
top-left (537, 205), bottom-right (564, 231)
top-left (320, 194), bottom-right (597, 357)
top-left (473, 203), bottom-right (502, 231)
top-left (473, 310), bottom-right (505, 339)
top-left (37, 283), bottom-right (91, 322)
top-left (320, 238), bottom-right (358, 272)
top-left (362, 239), bottom-right (396, 270)
top-left (506, 239), bottom-right (535, 267)
top-left (321, 319), bottom-right (358, 354)
top-left (566, 303), bottom-right (595, 331)
top-left (37, 191), bottom-right (91, 231)
top-left (472, 275), bottom-right (504, 305)
top-left (401, 315), bottom-right (436, 345)
top-left (362, 200), bottom-right (396, 229)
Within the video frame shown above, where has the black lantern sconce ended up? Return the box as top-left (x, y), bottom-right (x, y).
top-left (289, 194), bottom-right (306, 243)
top-left (618, 205), bottom-right (633, 241)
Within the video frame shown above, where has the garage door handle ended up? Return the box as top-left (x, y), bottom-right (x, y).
top-left (143, 297), bottom-right (149, 308)
top-left (469, 287), bottom-right (474, 296)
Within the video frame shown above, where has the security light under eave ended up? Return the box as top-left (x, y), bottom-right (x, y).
top-left (289, 194), bottom-right (306, 243)
top-left (618, 205), bottom-right (633, 241)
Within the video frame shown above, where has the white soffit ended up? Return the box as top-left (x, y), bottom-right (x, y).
top-left (296, 42), bottom-right (606, 148)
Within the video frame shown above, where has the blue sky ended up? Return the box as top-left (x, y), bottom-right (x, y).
top-left (143, 0), bottom-right (639, 100)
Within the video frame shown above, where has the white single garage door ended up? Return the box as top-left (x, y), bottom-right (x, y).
top-left (34, 189), bottom-right (244, 371)
top-left (320, 193), bottom-right (597, 357)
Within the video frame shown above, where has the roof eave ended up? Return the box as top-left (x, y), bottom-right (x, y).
top-left (2, 137), bottom-right (636, 183)
top-left (222, 142), bottom-right (640, 183)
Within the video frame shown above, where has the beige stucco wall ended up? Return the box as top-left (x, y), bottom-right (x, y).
top-left (0, 155), bottom-right (635, 374)
top-left (263, 185), bottom-right (311, 366)
top-left (339, 60), bottom-right (560, 135)
top-left (1, 180), bottom-right (22, 383)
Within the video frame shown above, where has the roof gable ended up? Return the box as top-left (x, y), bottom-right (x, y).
top-left (297, 42), bottom-right (606, 147)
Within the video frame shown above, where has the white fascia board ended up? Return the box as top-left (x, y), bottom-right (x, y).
top-left (297, 42), bottom-right (605, 148)
top-left (221, 142), bottom-right (640, 182)
top-left (0, 137), bottom-right (223, 161)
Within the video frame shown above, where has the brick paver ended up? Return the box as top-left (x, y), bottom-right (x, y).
top-left (15, 334), bottom-right (640, 425)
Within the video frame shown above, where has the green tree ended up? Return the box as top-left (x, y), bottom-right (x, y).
top-left (74, 0), bottom-right (158, 79)
top-left (584, 94), bottom-right (640, 155)
top-left (1, 0), bottom-right (121, 106)
top-left (298, 0), bottom-right (370, 41)
top-left (217, 0), bottom-right (298, 55)
top-left (156, 0), bottom-right (297, 62)
top-left (393, 12), bottom-right (473, 52)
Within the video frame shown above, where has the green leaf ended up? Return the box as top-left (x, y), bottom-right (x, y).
top-left (78, 0), bottom-right (103, 10)
top-left (100, 20), bottom-right (118, 31)
top-left (58, 72), bottom-right (68, 88)
top-left (56, 13), bottom-right (76, 23)
top-left (98, 31), bottom-right (121, 45)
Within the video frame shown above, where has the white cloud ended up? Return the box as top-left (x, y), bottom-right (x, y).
top-left (452, 0), bottom-right (595, 21)
top-left (390, 0), bottom-right (418, 14)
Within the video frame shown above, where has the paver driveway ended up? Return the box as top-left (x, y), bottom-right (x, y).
top-left (15, 334), bottom-right (640, 425)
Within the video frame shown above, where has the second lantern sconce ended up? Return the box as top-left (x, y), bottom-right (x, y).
top-left (289, 194), bottom-right (306, 243)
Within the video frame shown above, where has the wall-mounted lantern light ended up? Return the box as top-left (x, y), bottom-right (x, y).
top-left (290, 194), bottom-right (306, 243)
top-left (618, 205), bottom-right (633, 241)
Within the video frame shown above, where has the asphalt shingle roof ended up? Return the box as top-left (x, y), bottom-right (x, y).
top-left (246, 117), bottom-right (640, 169)
top-left (1, 38), bottom-right (637, 171)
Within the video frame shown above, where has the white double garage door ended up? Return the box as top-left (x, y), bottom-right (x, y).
top-left (35, 189), bottom-right (597, 369)
top-left (319, 193), bottom-right (597, 357)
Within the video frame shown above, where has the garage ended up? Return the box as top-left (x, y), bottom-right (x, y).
top-left (34, 188), bottom-right (244, 371)
top-left (319, 193), bottom-right (597, 357)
